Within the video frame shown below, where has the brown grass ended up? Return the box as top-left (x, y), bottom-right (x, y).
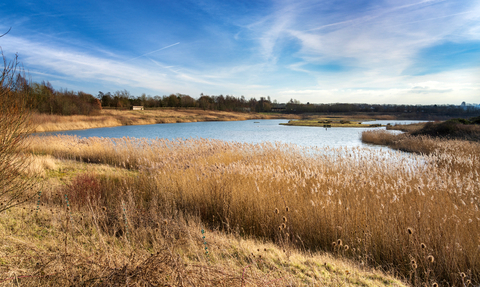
top-left (0, 156), bottom-right (406, 286)
top-left (31, 109), bottom-right (300, 133)
top-left (386, 123), bottom-right (426, 133)
top-left (22, 133), bottom-right (480, 286)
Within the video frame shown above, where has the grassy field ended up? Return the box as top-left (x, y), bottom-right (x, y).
top-left (9, 133), bottom-right (478, 286)
top-left (280, 116), bottom-right (385, 128)
top-left (31, 109), bottom-right (300, 133)
top-left (1, 150), bottom-right (406, 286)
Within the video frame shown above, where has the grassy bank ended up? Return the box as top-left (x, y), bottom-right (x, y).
top-left (386, 123), bottom-right (426, 133)
top-left (280, 119), bottom-right (380, 128)
top-left (279, 115), bottom-right (393, 128)
top-left (20, 134), bottom-right (480, 286)
top-left (1, 155), bottom-right (405, 286)
top-left (31, 109), bottom-right (300, 133)
top-left (386, 117), bottom-right (480, 142)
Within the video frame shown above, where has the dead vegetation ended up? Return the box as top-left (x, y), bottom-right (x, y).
top-left (31, 109), bottom-right (300, 133)
top-left (16, 133), bottom-right (480, 286)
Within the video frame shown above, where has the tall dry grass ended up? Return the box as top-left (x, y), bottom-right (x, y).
top-left (31, 109), bottom-right (301, 132)
top-left (27, 134), bottom-right (480, 286)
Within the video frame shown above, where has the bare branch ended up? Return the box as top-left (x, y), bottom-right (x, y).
top-left (0, 27), bottom-right (11, 38)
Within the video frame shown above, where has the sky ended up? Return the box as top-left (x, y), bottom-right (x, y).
top-left (0, 0), bottom-right (479, 105)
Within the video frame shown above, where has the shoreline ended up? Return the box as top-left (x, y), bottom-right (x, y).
top-left (31, 109), bottom-right (300, 133)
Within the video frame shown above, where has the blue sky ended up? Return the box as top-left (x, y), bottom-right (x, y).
top-left (1, 0), bottom-right (479, 104)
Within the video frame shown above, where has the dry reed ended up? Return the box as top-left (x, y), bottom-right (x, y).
top-left (24, 133), bottom-right (480, 285)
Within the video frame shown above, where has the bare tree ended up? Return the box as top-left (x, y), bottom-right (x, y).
top-left (0, 51), bottom-right (39, 212)
top-left (0, 27), bottom-right (11, 38)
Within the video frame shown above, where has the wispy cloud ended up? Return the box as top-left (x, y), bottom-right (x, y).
top-left (124, 42), bottom-right (180, 63)
top-left (0, 0), bottom-right (478, 104)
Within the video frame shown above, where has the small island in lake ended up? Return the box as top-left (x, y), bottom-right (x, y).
top-left (280, 117), bottom-right (383, 128)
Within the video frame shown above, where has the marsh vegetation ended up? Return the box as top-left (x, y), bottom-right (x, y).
top-left (13, 132), bottom-right (478, 286)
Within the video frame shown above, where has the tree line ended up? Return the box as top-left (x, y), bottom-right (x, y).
top-left (97, 90), bottom-right (274, 112)
top-left (14, 79), bottom-right (102, 116)
top-left (10, 80), bottom-right (480, 118)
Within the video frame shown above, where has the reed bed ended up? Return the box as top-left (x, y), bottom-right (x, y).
top-left (1, 158), bottom-right (402, 286)
top-left (26, 134), bottom-right (480, 286)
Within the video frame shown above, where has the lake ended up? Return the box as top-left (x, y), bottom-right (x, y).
top-left (40, 119), bottom-right (427, 150)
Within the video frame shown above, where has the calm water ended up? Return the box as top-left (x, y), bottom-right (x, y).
top-left (40, 119), bottom-right (415, 150)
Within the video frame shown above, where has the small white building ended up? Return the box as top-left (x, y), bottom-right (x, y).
top-left (132, 106), bottom-right (144, 111)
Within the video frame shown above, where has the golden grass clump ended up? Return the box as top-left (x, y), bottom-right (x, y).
top-left (23, 134), bottom-right (480, 286)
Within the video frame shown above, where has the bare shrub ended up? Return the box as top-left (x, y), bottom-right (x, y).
top-left (65, 173), bottom-right (102, 208)
top-left (0, 52), bottom-right (38, 212)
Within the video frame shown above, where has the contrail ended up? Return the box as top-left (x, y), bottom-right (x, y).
top-left (125, 42), bottom-right (180, 62)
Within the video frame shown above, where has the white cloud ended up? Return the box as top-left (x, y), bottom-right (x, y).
top-left (1, 0), bottom-right (478, 104)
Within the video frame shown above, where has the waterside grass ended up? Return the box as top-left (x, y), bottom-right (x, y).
top-left (21, 134), bottom-right (480, 286)
top-left (279, 116), bottom-right (390, 128)
top-left (31, 109), bottom-right (301, 133)
top-left (0, 156), bottom-right (405, 286)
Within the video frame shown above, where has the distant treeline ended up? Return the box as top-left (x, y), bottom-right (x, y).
top-left (14, 79), bottom-right (480, 118)
top-left (99, 90), bottom-right (479, 119)
top-left (98, 90), bottom-right (271, 112)
top-left (15, 79), bottom-right (101, 116)
top-left (282, 102), bottom-right (480, 118)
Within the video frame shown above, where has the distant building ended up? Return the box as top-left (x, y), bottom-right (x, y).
top-left (132, 106), bottom-right (144, 111)
top-left (271, 103), bottom-right (286, 112)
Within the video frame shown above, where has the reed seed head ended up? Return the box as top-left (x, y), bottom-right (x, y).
top-left (427, 255), bottom-right (434, 263)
